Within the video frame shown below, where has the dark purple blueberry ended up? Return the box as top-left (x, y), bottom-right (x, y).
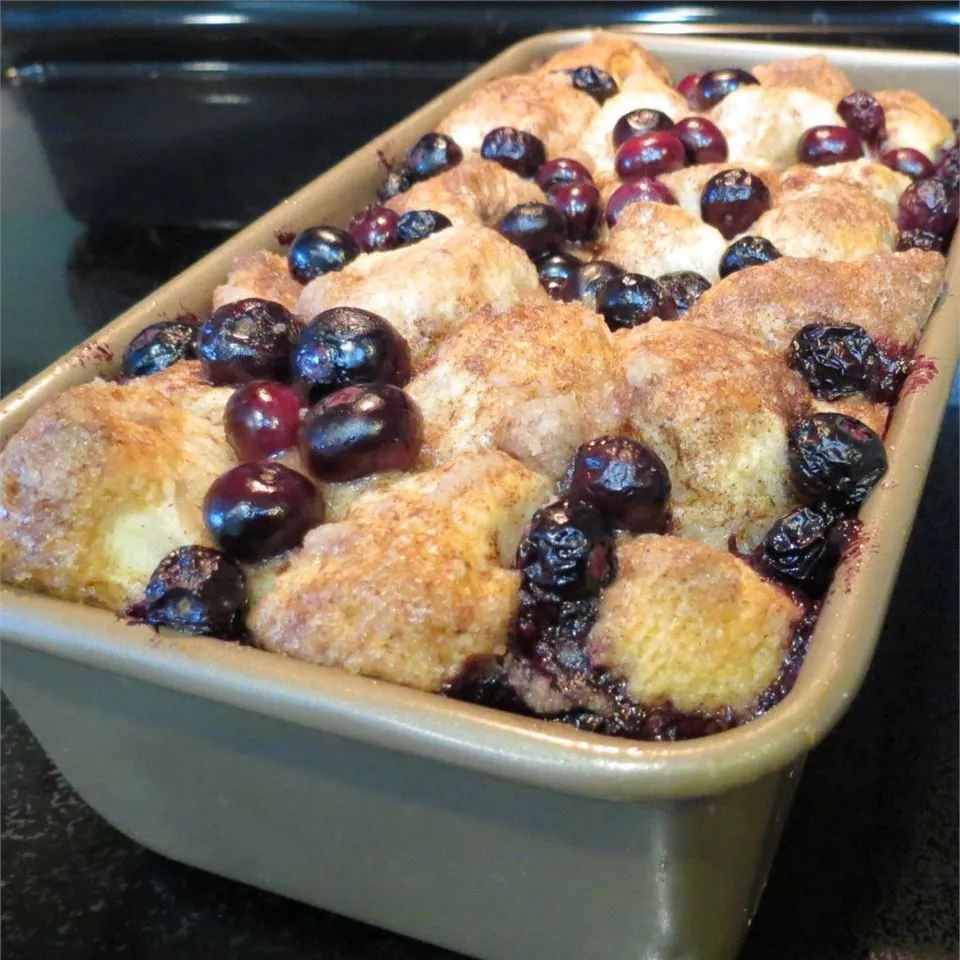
top-left (596, 273), bottom-right (678, 330)
top-left (141, 546), bottom-right (247, 638)
top-left (787, 323), bottom-right (879, 401)
top-left (347, 206), bottom-right (400, 253)
top-left (879, 147), bottom-right (935, 181)
top-left (896, 228), bottom-right (948, 253)
top-left (224, 380), bottom-right (305, 461)
top-left (898, 177), bottom-right (959, 236)
top-left (292, 306), bottom-right (411, 403)
top-left (836, 90), bottom-right (887, 147)
top-left (566, 65), bottom-right (618, 104)
top-left (657, 271), bottom-right (711, 314)
top-left (605, 178), bottom-right (677, 226)
top-left (575, 260), bottom-right (623, 302)
top-left (122, 321), bottom-right (196, 378)
top-left (299, 383), bottom-right (422, 482)
top-left (615, 131), bottom-right (686, 180)
top-left (676, 72), bottom-right (703, 108)
top-left (535, 157), bottom-right (593, 191)
top-left (547, 181), bottom-right (601, 241)
top-left (700, 168), bottom-right (772, 240)
top-left (516, 499), bottom-right (616, 598)
top-left (612, 108), bottom-right (674, 149)
top-left (537, 253), bottom-right (580, 302)
top-left (395, 209), bottom-right (453, 246)
top-left (693, 68), bottom-right (759, 110)
top-left (377, 166), bottom-right (414, 202)
top-left (204, 462), bottom-right (321, 562)
top-left (406, 132), bottom-right (462, 181)
top-left (788, 413), bottom-right (887, 511)
top-left (718, 235), bottom-right (782, 278)
top-left (287, 226), bottom-right (360, 284)
top-left (480, 127), bottom-right (547, 178)
top-left (759, 504), bottom-right (841, 594)
top-left (564, 435), bottom-right (670, 533)
top-left (497, 202), bottom-right (567, 256)
top-left (797, 125), bottom-right (864, 166)
top-left (671, 116), bottom-right (728, 164)
top-left (198, 298), bottom-right (298, 385)
top-left (933, 143), bottom-right (959, 191)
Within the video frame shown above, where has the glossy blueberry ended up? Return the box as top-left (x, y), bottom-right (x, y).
top-left (605, 178), bottom-right (677, 226)
top-left (897, 177), bottom-right (959, 237)
top-left (395, 209), bottom-right (453, 246)
top-left (671, 116), bottom-right (728, 164)
top-left (376, 165), bottom-right (414, 202)
top-left (204, 462), bottom-right (321, 563)
top-left (700, 168), bottom-right (772, 239)
top-left (788, 413), bottom-right (887, 511)
top-left (933, 143), bottom-right (959, 191)
top-left (198, 298), bottom-right (298, 385)
top-left (564, 436), bottom-right (671, 533)
top-left (224, 380), bottom-right (304, 461)
top-left (480, 127), bottom-right (547, 177)
top-left (575, 260), bottom-right (623, 303)
top-left (880, 147), bottom-right (935, 181)
top-left (787, 323), bottom-right (879, 401)
top-left (836, 90), bottom-right (887, 147)
top-left (759, 504), bottom-right (840, 594)
top-left (566, 65), bottom-right (619, 104)
top-left (657, 271), bottom-right (711, 314)
top-left (347, 206), bottom-right (400, 252)
top-left (122, 321), bottom-right (196, 378)
top-left (299, 383), bottom-right (423, 482)
top-left (497, 202), bottom-right (567, 256)
top-left (796, 125), bottom-right (864, 166)
top-left (292, 306), bottom-right (411, 402)
top-left (676, 72), bottom-right (703, 108)
top-left (692, 68), bottom-right (759, 110)
top-left (535, 157), bottom-right (593, 191)
top-left (611, 108), bottom-right (674, 149)
top-left (596, 273), bottom-right (678, 329)
top-left (141, 546), bottom-right (247, 638)
top-left (516, 499), bottom-right (616, 598)
top-left (718, 235), bottom-right (782, 277)
top-left (896, 228), bottom-right (948, 253)
top-left (615, 131), bottom-right (686, 180)
top-left (287, 226), bottom-right (360, 284)
top-left (547, 181), bottom-right (601, 241)
top-left (537, 253), bottom-right (580, 302)
top-left (406, 132), bottom-right (462, 181)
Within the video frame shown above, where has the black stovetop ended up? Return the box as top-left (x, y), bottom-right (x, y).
top-left (1, 4), bottom-right (958, 959)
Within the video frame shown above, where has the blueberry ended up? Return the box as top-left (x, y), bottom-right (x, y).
top-left (787, 323), bottom-right (879, 401)
top-left (123, 321), bottom-right (196, 378)
top-left (701, 169), bottom-right (772, 240)
top-left (140, 545), bottom-right (247, 638)
top-left (612, 108), bottom-right (674, 149)
top-left (836, 90), bottom-right (887, 147)
top-left (481, 127), bottom-right (547, 178)
top-left (758, 504), bottom-right (840, 594)
top-left (288, 226), bottom-right (360, 284)
top-left (565, 65), bottom-right (619, 104)
top-left (574, 260), bottom-right (623, 303)
top-left (693, 68), bottom-right (759, 110)
top-left (596, 273), bottom-right (678, 329)
top-left (537, 252), bottom-right (580, 302)
top-left (406, 133), bottom-right (462, 181)
top-left (657, 271), bottom-right (711, 314)
top-left (377, 166), bottom-right (414, 202)
top-left (718, 236), bottom-right (782, 277)
top-left (497, 202), bottom-right (567, 256)
top-left (896, 229), bottom-right (948, 253)
top-left (395, 209), bottom-right (453, 246)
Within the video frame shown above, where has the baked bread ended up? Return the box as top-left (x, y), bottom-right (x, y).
top-left (537, 31), bottom-right (672, 86)
top-left (875, 89), bottom-right (955, 160)
top-left (213, 251), bottom-right (302, 313)
top-left (752, 54), bottom-right (854, 103)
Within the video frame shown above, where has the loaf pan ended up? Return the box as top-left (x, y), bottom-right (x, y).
top-left (2, 30), bottom-right (957, 960)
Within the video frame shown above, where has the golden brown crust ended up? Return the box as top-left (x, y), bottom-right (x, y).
top-left (778, 159), bottom-right (910, 216)
top-left (437, 72), bottom-right (598, 159)
top-left (409, 300), bottom-right (627, 480)
top-left (875, 89), bottom-right (955, 160)
top-left (536, 31), bottom-right (672, 86)
top-left (750, 176), bottom-right (897, 261)
top-left (659, 162), bottom-right (780, 218)
top-left (684, 249), bottom-right (945, 353)
top-left (587, 534), bottom-right (802, 714)
top-left (249, 452), bottom-right (553, 692)
top-left (296, 223), bottom-right (546, 369)
top-left (212, 251), bottom-right (302, 313)
top-left (601, 201), bottom-right (728, 281)
top-left (0, 362), bottom-right (236, 610)
top-left (384, 158), bottom-right (544, 226)
top-left (752, 55), bottom-right (854, 104)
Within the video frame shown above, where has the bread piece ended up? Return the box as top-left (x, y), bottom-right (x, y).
top-left (659, 162), bottom-right (779, 219)
top-left (601, 201), bottom-right (728, 281)
top-left (875, 89), bottom-right (955, 161)
top-left (749, 176), bottom-right (897, 261)
top-left (384, 158), bottom-right (544, 226)
top-left (778, 159), bottom-right (910, 216)
top-left (587, 534), bottom-right (802, 713)
top-left (709, 85), bottom-right (842, 169)
top-left (212, 251), bottom-right (302, 313)
top-left (296, 223), bottom-right (546, 369)
top-left (752, 54), bottom-right (854, 104)
top-left (536, 31), bottom-right (672, 86)
top-left (437, 72), bottom-right (598, 159)
top-left (409, 301), bottom-right (627, 480)
top-left (683, 249), bottom-right (945, 353)
top-left (0, 362), bottom-right (236, 611)
top-left (617, 321), bottom-right (808, 549)
top-left (250, 452), bottom-right (552, 692)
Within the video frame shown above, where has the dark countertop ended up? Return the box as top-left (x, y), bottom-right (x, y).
top-left (1, 10), bottom-right (958, 959)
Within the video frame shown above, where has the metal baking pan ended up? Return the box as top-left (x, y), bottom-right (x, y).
top-left (1, 30), bottom-right (957, 960)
